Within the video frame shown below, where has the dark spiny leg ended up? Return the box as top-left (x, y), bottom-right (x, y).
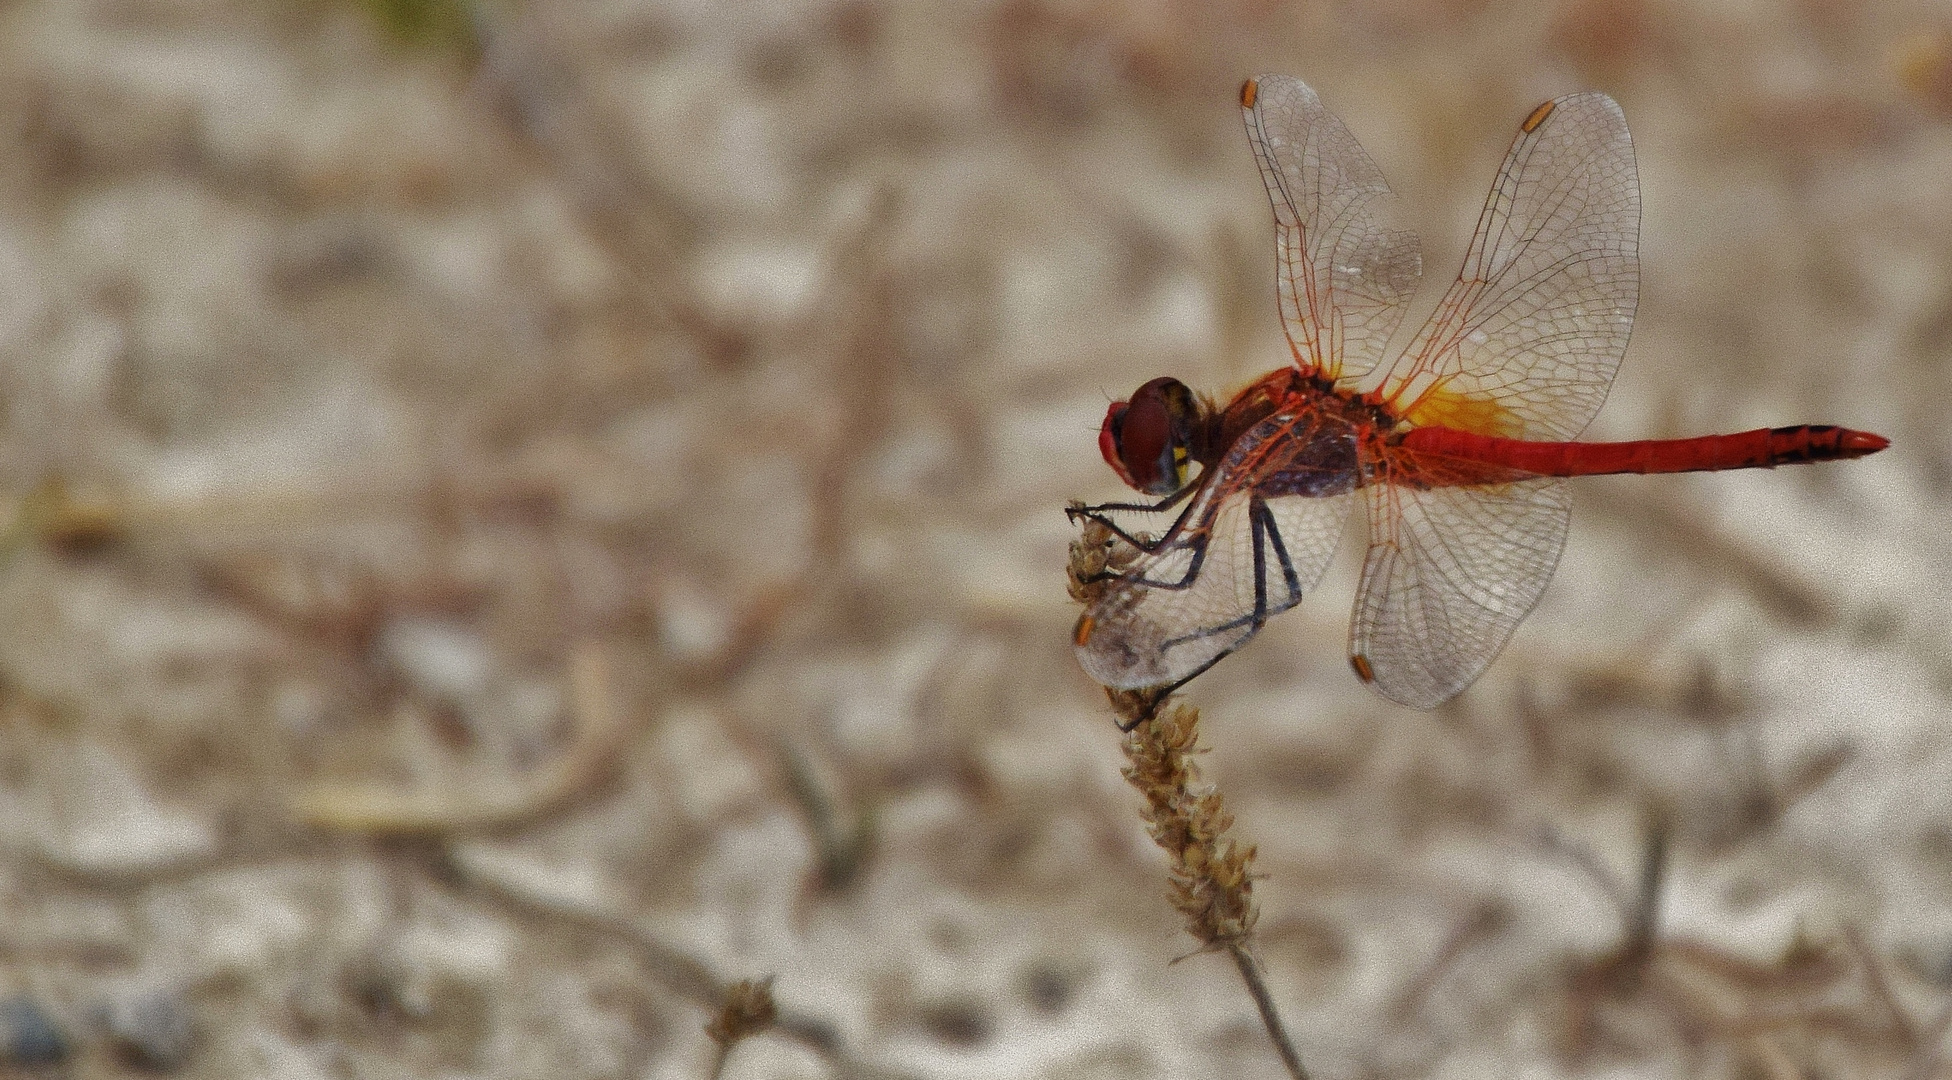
top-left (1258, 498), bottom-right (1303, 602)
top-left (1109, 686), bottom-right (1174, 733)
top-left (1076, 491), bottom-right (1224, 590)
top-left (1081, 533), bottom-right (1212, 591)
top-left (1067, 483), bottom-right (1202, 555)
top-left (1249, 495), bottom-right (1269, 632)
top-left (1158, 498), bottom-right (1310, 647)
top-left (1123, 499), bottom-right (1311, 712)
top-left (1067, 482), bottom-right (1199, 519)
top-left (1139, 499), bottom-right (1277, 695)
top-left (1158, 498), bottom-right (1275, 655)
top-left (1070, 513), bottom-right (1172, 557)
top-left (1117, 648), bottom-right (1237, 728)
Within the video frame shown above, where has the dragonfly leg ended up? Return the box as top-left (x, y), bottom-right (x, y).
top-left (1067, 481), bottom-right (1199, 519)
top-left (1104, 503), bottom-right (1306, 720)
top-left (1126, 535), bottom-right (1216, 591)
top-left (1109, 649), bottom-right (1239, 731)
top-left (1258, 497), bottom-right (1304, 601)
top-left (1075, 534), bottom-right (1212, 590)
top-left (1251, 496), bottom-right (1269, 630)
top-left (1069, 512), bottom-right (1171, 556)
top-left (1157, 498), bottom-right (1307, 650)
top-left (1069, 483), bottom-right (1206, 559)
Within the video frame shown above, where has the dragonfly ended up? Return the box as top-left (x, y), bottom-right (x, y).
top-left (1070, 74), bottom-right (1889, 708)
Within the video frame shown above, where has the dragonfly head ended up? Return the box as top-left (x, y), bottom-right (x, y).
top-left (1099, 377), bottom-right (1205, 495)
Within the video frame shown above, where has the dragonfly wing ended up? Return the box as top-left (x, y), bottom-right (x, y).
top-left (1078, 487), bottom-right (1353, 689)
top-left (1349, 477), bottom-right (1570, 707)
top-left (1243, 75), bottom-right (1422, 385)
top-left (1376, 92), bottom-right (1638, 440)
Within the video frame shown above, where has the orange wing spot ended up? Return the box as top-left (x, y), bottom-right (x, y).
top-left (1074, 614), bottom-right (1096, 648)
top-left (1240, 79), bottom-right (1259, 109)
top-left (1520, 99), bottom-right (1556, 133)
top-left (1401, 385), bottom-right (1525, 437)
top-left (1350, 653), bottom-right (1375, 683)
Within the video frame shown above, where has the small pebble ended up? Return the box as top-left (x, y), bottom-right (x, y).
top-left (104, 988), bottom-right (193, 1072)
top-left (0, 996), bottom-right (68, 1066)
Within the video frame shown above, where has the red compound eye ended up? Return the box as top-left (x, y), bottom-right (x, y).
top-left (1113, 390), bottom-right (1173, 492)
top-left (1098, 378), bottom-right (1196, 495)
top-left (1098, 401), bottom-right (1137, 488)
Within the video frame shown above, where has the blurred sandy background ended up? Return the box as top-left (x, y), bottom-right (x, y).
top-left (0, 0), bottom-right (1947, 1076)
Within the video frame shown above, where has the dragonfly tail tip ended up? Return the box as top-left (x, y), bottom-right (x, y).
top-left (1841, 430), bottom-right (1890, 457)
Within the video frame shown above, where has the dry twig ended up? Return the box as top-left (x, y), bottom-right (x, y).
top-left (291, 643), bottom-right (638, 835)
top-left (1387, 901), bottom-right (1513, 1023)
top-left (439, 843), bottom-right (915, 1080)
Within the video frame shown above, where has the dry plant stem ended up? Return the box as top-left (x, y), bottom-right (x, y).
top-left (1902, 1002), bottom-right (1952, 1080)
top-left (704, 1042), bottom-right (733, 1080)
top-left (291, 643), bottom-right (637, 835)
top-left (1625, 810), bottom-right (1670, 962)
top-left (1116, 697), bottom-right (1260, 946)
top-left (1073, 522), bottom-right (1308, 1079)
top-left (1229, 942), bottom-right (1310, 1080)
top-left (1110, 690), bottom-right (1308, 1080)
top-left (1843, 925), bottom-right (1921, 1043)
top-left (439, 843), bottom-right (918, 1080)
top-left (1388, 901), bottom-right (1510, 1021)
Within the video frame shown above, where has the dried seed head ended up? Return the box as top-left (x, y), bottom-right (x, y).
top-left (704, 978), bottom-right (777, 1048)
top-left (1118, 702), bottom-right (1260, 950)
top-left (1067, 513), bottom-right (1148, 608)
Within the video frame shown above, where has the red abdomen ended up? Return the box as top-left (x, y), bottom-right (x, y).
top-left (1401, 425), bottom-right (1889, 478)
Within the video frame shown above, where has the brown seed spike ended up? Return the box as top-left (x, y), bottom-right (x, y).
top-left (1521, 99), bottom-right (1556, 133)
top-left (1240, 78), bottom-right (1259, 110)
top-left (1350, 653), bottom-right (1375, 683)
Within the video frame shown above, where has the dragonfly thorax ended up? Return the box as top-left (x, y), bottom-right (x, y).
top-left (1098, 377), bottom-right (1215, 496)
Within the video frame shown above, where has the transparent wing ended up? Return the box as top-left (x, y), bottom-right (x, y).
top-left (1350, 478), bottom-right (1570, 708)
top-left (1077, 485), bottom-right (1353, 690)
top-left (1375, 92), bottom-right (1638, 440)
top-left (1242, 75), bottom-right (1423, 385)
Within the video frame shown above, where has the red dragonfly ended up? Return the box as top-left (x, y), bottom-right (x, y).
top-left (1071, 75), bottom-right (1889, 708)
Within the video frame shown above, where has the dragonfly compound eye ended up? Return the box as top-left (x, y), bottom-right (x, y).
top-left (1104, 377), bottom-right (1197, 496)
top-left (1098, 401), bottom-right (1138, 489)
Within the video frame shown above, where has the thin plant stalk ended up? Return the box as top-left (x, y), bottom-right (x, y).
top-left (1230, 943), bottom-right (1310, 1080)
